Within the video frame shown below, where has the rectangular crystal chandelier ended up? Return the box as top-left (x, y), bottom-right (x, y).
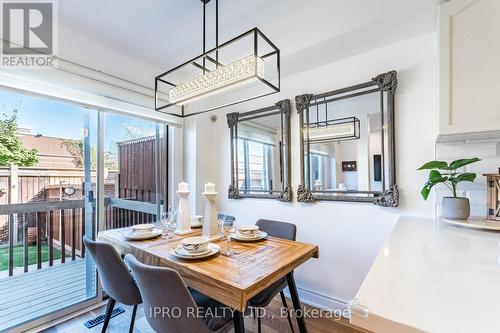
top-left (169, 55), bottom-right (265, 105)
top-left (155, 28), bottom-right (280, 118)
top-left (307, 117), bottom-right (360, 142)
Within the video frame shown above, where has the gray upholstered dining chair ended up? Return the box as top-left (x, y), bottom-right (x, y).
top-left (249, 219), bottom-right (297, 333)
top-left (83, 236), bottom-right (142, 333)
top-left (125, 254), bottom-right (234, 333)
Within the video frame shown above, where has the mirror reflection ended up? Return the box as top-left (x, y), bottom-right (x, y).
top-left (305, 92), bottom-right (383, 196)
top-left (228, 100), bottom-right (291, 201)
top-left (298, 71), bottom-right (398, 205)
top-left (236, 113), bottom-right (283, 193)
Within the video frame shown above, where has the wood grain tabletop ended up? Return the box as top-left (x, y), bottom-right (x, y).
top-left (98, 228), bottom-right (319, 311)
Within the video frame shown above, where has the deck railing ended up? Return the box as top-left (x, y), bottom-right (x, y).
top-left (0, 198), bottom-right (158, 277)
top-left (0, 200), bottom-right (87, 277)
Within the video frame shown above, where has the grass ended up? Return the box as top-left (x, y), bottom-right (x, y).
top-left (0, 243), bottom-right (62, 272)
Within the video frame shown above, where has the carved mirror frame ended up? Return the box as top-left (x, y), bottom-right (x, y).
top-left (295, 71), bottom-right (399, 207)
top-left (227, 99), bottom-right (292, 201)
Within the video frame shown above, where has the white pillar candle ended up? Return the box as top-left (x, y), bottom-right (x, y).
top-left (203, 192), bottom-right (219, 239)
top-left (178, 182), bottom-right (189, 192)
top-left (175, 190), bottom-right (192, 235)
top-left (204, 182), bottom-right (216, 193)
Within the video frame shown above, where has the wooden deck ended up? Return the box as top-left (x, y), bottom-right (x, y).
top-left (0, 259), bottom-right (96, 332)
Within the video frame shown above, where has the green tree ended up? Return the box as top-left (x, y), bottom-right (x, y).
top-left (0, 111), bottom-right (38, 167)
top-left (62, 139), bottom-right (117, 170)
top-left (124, 122), bottom-right (155, 139)
top-left (61, 139), bottom-right (84, 168)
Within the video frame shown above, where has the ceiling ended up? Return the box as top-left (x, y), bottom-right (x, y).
top-left (59, 0), bottom-right (444, 87)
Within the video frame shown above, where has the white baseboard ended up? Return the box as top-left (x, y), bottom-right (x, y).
top-left (284, 286), bottom-right (349, 312)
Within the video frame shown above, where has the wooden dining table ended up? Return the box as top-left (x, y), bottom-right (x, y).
top-left (98, 227), bottom-right (319, 333)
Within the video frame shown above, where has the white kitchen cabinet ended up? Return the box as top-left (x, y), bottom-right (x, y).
top-left (439, 0), bottom-right (500, 135)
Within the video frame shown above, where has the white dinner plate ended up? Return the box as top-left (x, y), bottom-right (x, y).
top-left (231, 231), bottom-right (268, 242)
top-left (170, 243), bottom-right (220, 259)
top-left (124, 229), bottom-right (163, 240)
top-left (174, 244), bottom-right (211, 257)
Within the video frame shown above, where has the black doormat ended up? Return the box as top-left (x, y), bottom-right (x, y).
top-left (83, 307), bottom-right (125, 329)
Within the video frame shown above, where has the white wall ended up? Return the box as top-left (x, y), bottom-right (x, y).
top-left (335, 140), bottom-right (359, 191)
top-left (184, 32), bottom-right (438, 310)
top-left (435, 142), bottom-right (500, 217)
top-left (58, 26), bottom-right (161, 89)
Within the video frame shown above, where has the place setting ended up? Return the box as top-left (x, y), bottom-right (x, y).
top-left (123, 224), bottom-right (163, 241)
top-left (170, 217), bottom-right (268, 260)
top-left (170, 236), bottom-right (220, 259)
top-left (231, 225), bottom-right (268, 242)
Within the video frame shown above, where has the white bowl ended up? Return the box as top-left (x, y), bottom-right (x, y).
top-left (237, 225), bottom-right (260, 237)
top-left (181, 236), bottom-right (209, 253)
top-left (130, 224), bottom-right (155, 235)
top-left (191, 215), bottom-right (204, 225)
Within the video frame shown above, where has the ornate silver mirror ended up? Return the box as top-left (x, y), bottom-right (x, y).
top-left (295, 71), bottom-right (399, 206)
top-left (227, 100), bottom-right (291, 201)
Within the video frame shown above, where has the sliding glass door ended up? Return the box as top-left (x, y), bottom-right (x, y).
top-left (99, 112), bottom-right (167, 232)
top-left (0, 88), bottom-right (168, 332)
top-left (0, 90), bottom-right (99, 332)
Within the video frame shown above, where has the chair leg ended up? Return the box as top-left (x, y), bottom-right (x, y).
top-left (286, 272), bottom-right (308, 333)
top-left (101, 297), bottom-right (116, 333)
top-left (257, 308), bottom-right (262, 333)
top-left (129, 304), bottom-right (138, 333)
top-left (280, 291), bottom-right (295, 333)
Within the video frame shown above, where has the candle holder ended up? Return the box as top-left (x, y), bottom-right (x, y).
top-left (202, 191), bottom-right (219, 240)
top-left (175, 190), bottom-right (193, 235)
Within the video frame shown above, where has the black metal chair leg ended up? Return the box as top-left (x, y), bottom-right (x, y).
top-left (129, 304), bottom-right (138, 333)
top-left (280, 291), bottom-right (295, 333)
top-left (286, 272), bottom-right (308, 333)
top-left (101, 297), bottom-right (116, 333)
top-left (257, 308), bottom-right (262, 333)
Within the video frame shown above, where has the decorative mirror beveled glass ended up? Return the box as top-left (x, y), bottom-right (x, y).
top-left (295, 71), bottom-right (399, 206)
top-left (227, 100), bottom-right (291, 201)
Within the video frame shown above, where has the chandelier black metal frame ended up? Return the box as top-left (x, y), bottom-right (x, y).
top-left (306, 114), bottom-right (361, 143)
top-left (155, 0), bottom-right (281, 118)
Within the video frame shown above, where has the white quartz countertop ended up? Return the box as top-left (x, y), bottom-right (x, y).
top-left (350, 216), bottom-right (500, 333)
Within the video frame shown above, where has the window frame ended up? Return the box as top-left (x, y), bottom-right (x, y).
top-left (237, 137), bottom-right (275, 191)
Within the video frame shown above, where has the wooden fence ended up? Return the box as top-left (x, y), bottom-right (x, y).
top-left (0, 165), bottom-right (159, 246)
top-left (0, 168), bottom-right (92, 246)
top-left (117, 136), bottom-right (166, 205)
top-left (0, 136), bottom-right (164, 275)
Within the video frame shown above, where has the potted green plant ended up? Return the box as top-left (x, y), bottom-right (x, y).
top-left (418, 158), bottom-right (481, 220)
